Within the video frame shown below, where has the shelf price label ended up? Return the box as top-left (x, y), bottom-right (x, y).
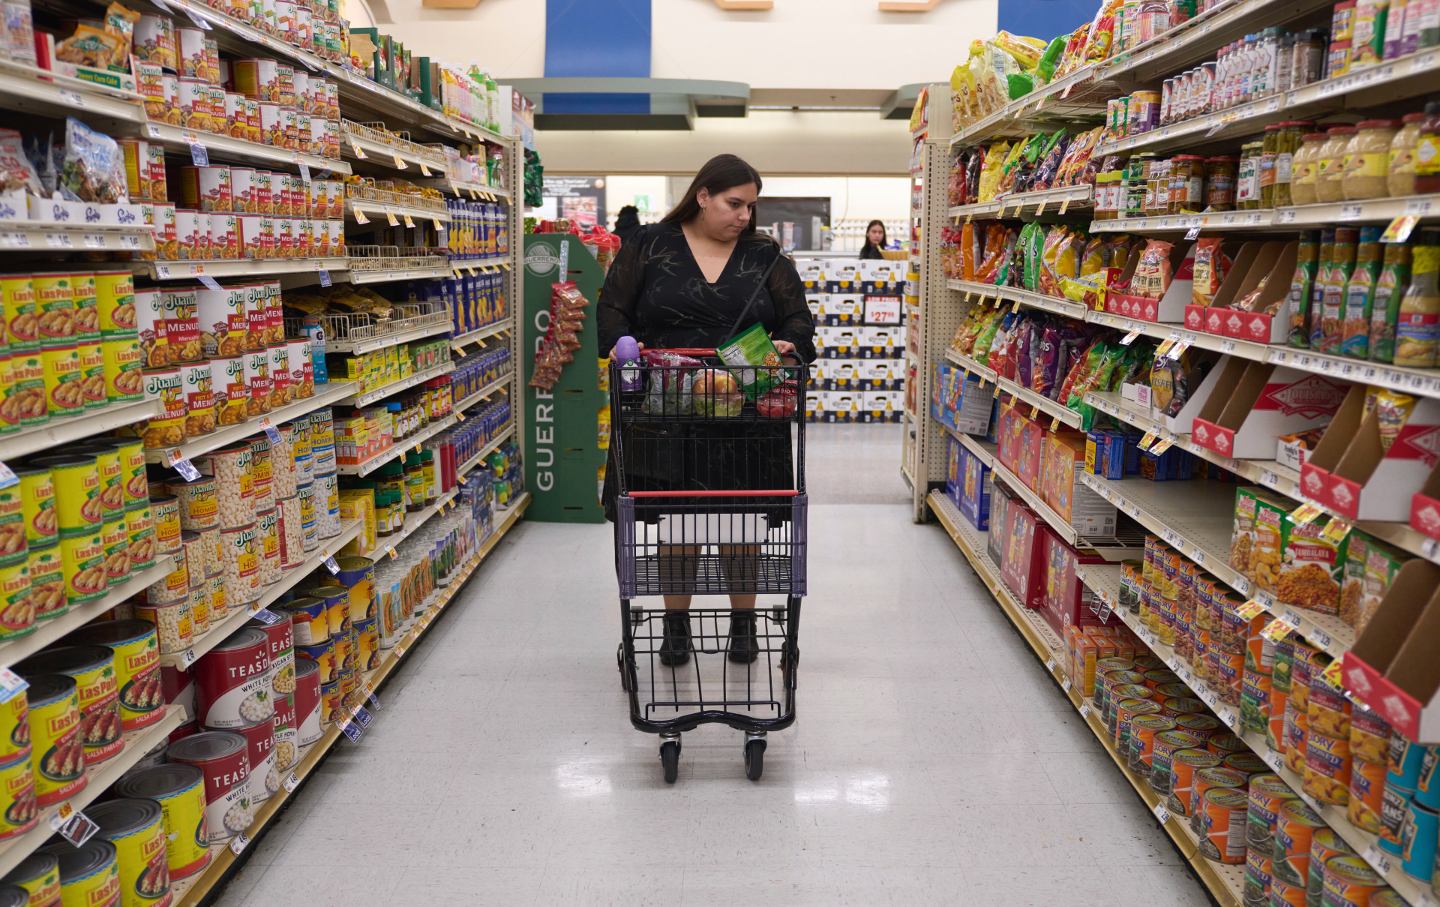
top-left (342, 721), bottom-right (364, 742)
top-left (1139, 431), bottom-right (1158, 451)
top-left (385, 211), bottom-right (400, 227)
top-left (1152, 804), bottom-right (1170, 824)
top-left (1320, 517), bottom-right (1352, 545)
top-left (393, 152), bottom-right (407, 170)
top-left (386, 546), bottom-right (398, 560)
top-left (173, 458), bottom-right (201, 482)
top-left (1289, 502), bottom-right (1323, 525)
top-left (1382, 214), bottom-right (1420, 244)
top-left (1236, 599), bottom-right (1267, 621)
top-left (1149, 437), bottom-right (1174, 455)
top-left (283, 772), bottom-right (301, 793)
top-left (353, 208), bottom-right (370, 225)
top-left (1184, 224), bottom-right (1202, 241)
top-left (318, 269), bottom-right (332, 288)
top-left (403, 214), bottom-right (415, 229)
top-left (1120, 328), bottom-right (1142, 346)
top-left (1363, 844), bottom-right (1395, 875)
top-left (51, 802), bottom-right (100, 847)
top-left (352, 705), bottom-right (374, 728)
top-left (1261, 616), bottom-right (1298, 643)
top-left (1320, 658), bottom-right (1345, 691)
top-left (324, 556), bottom-right (340, 574)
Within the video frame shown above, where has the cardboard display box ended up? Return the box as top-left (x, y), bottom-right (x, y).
top-left (1304, 389), bottom-right (1440, 521)
top-left (860, 390), bottom-right (905, 423)
top-left (1106, 239), bottom-right (1193, 324)
top-left (1191, 362), bottom-right (1348, 460)
top-left (1342, 560), bottom-right (1440, 742)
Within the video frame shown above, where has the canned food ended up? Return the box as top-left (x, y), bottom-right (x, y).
top-left (0, 561), bottom-right (30, 642)
top-left (294, 638), bottom-right (334, 685)
top-left (277, 495), bottom-right (303, 570)
top-left (179, 360), bottom-right (215, 438)
top-left (255, 507), bottom-right (279, 587)
top-left (1172, 749), bottom-right (1223, 818)
top-left (250, 437), bottom-right (273, 512)
top-left (294, 658), bottom-right (321, 746)
top-left (272, 692), bottom-right (296, 772)
top-left (1348, 757), bottom-right (1387, 833)
top-left (1152, 730), bottom-right (1203, 796)
top-left (0, 277), bottom-right (36, 351)
top-left (225, 718), bottom-right (276, 805)
top-left (332, 630), bottom-right (353, 677)
top-left (1307, 828), bottom-right (1355, 905)
top-left (1274, 799), bottom-right (1326, 885)
top-left (0, 685), bottom-right (25, 771)
top-left (197, 444), bottom-right (253, 530)
top-left (31, 274), bottom-right (76, 347)
top-left (1, 852), bottom-right (60, 906)
top-left (174, 477), bottom-right (217, 532)
top-left (10, 351), bottom-right (43, 429)
top-left (355, 618), bottom-right (378, 672)
top-left (39, 839), bottom-right (118, 907)
top-left (165, 732), bottom-right (250, 843)
top-left (20, 675), bottom-right (83, 806)
top-left (209, 356), bottom-right (247, 427)
top-left (70, 621), bottom-right (163, 733)
top-left (140, 369), bottom-right (185, 449)
top-left (1322, 853), bottom-right (1382, 904)
top-left (133, 598), bottom-right (193, 657)
top-left (87, 798), bottom-right (170, 907)
top-left (59, 529), bottom-right (106, 606)
top-left (16, 646), bottom-right (122, 765)
top-left (310, 584), bottom-right (348, 637)
top-left (125, 502), bottom-right (156, 571)
top-left (160, 290), bottom-right (200, 364)
top-left (194, 627), bottom-right (271, 731)
top-left (76, 341), bottom-right (106, 412)
top-left (100, 516), bottom-right (130, 587)
top-left (207, 571), bottom-right (225, 623)
top-left (1402, 798), bottom-right (1438, 881)
top-left (0, 755), bottom-right (37, 843)
top-left (1303, 731), bottom-right (1352, 806)
top-left (1199, 786), bottom-right (1248, 865)
top-left (1418, 746), bottom-right (1440, 810)
top-left (135, 290), bottom-right (168, 369)
top-left (146, 555), bottom-right (189, 606)
top-left (40, 345), bottom-right (83, 417)
top-left (334, 557), bottom-right (375, 624)
top-left (279, 596), bottom-right (326, 646)
top-left (219, 523), bottom-right (259, 606)
top-left (320, 679), bottom-right (340, 729)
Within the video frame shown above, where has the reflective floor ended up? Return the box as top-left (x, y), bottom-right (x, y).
top-left (218, 424), bottom-right (1209, 905)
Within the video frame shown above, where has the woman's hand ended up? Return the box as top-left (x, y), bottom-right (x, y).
top-left (773, 340), bottom-right (797, 358)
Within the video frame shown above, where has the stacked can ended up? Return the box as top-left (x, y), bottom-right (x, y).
top-left (17, 646), bottom-right (124, 767)
top-left (251, 435), bottom-right (281, 587)
top-left (311, 409), bottom-right (340, 541)
top-left (1302, 655), bottom-right (1352, 807)
top-left (198, 443), bottom-right (259, 611)
top-left (0, 682), bottom-right (34, 842)
top-left (1244, 773), bottom-right (1298, 905)
top-left (1406, 745), bottom-right (1440, 887)
top-left (1283, 642), bottom-right (1321, 775)
top-left (274, 425), bottom-right (304, 571)
top-left (1349, 707), bottom-right (1392, 834)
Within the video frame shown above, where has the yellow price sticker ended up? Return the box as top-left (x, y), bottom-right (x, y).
top-left (1382, 214), bottom-right (1420, 244)
top-left (386, 546), bottom-right (398, 560)
top-left (1260, 618), bottom-right (1295, 643)
top-left (1290, 502), bottom-right (1323, 525)
top-left (1236, 599), bottom-right (1266, 620)
top-left (1153, 337), bottom-right (1177, 359)
top-left (1320, 658), bottom-right (1344, 690)
top-left (403, 214), bottom-right (415, 229)
top-left (1050, 416), bottom-right (1060, 432)
top-left (1149, 437), bottom-right (1174, 455)
top-left (1036, 200), bottom-right (1047, 216)
top-left (1059, 197), bottom-right (1071, 215)
top-left (1139, 431), bottom-right (1158, 450)
top-left (418, 162), bottom-right (432, 177)
top-left (353, 208), bottom-right (370, 225)
top-left (393, 152), bottom-right (407, 170)
top-left (1029, 404), bottom-right (1040, 421)
top-left (413, 442), bottom-right (422, 454)
top-left (350, 140), bottom-right (366, 160)
top-left (1011, 299), bottom-right (1023, 315)
top-left (1320, 517), bottom-right (1352, 545)
top-left (386, 211), bottom-right (400, 227)
top-left (457, 475), bottom-right (468, 486)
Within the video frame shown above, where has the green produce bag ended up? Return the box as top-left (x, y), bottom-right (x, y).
top-left (717, 322), bottom-right (785, 399)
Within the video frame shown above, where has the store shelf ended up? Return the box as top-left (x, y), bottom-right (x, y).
top-left (167, 494), bottom-right (529, 907)
top-left (373, 490), bottom-right (460, 561)
top-left (0, 220), bottom-right (154, 253)
top-left (0, 554), bottom-right (179, 671)
top-left (1090, 211), bottom-right (1271, 233)
top-left (449, 257), bottom-right (511, 274)
top-left (0, 705), bottom-right (185, 880)
top-left (323, 318), bottom-right (453, 355)
top-left (144, 382), bottom-right (356, 465)
top-left (343, 260), bottom-right (452, 285)
top-left (1075, 562), bottom-right (1436, 907)
top-left (943, 347), bottom-right (1082, 429)
top-left (926, 490), bottom-right (1245, 906)
top-left (1085, 390), bottom-right (1440, 572)
top-left (1076, 470), bottom-right (1355, 659)
top-left (948, 65), bottom-right (1102, 148)
top-left (418, 178), bottom-right (509, 201)
top-left (457, 425), bottom-right (514, 478)
top-left (1091, 195), bottom-right (1440, 234)
top-left (1098, 47), bottom-right (1440, 158)
top-left (142, 123), bottom-right (348, 177)
top-left (450, 321), bottom-right (510, 352)
top-left (0, 60), bottom-right (144, 124)
top-left (138, 258), bottom-right (347, 281)
top-left (346, 198), bottom-right (451, 226)
top-left (341, 125), bottom-right (447, 176)
top-left (160, 520), bottom-right (364, 669)
top-left (453, 374), bottom-right (512, 414)
top-left (0, 399), bottom-right (157, 462)
top-left (335, 415), bottom-right (457, 477)
top-left (349, 362), bottom-right (456, 407)
top-left (949, 185), bottom-right (1092, 221)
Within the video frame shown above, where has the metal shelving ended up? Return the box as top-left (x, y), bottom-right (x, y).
top-left (0, 221), bottom-right (154, 252)
top-left (457, 424), bottom-right (515, 478)
top-left (139, 257), bottom-right (347, 281)
top-left (0, 399), bottom-right (158, 462)
top-left (943, 347), bottom-right (1083, 429)
top-left (450, 322), bottom-right (510, 352)
top-left (144, 382), bottom-right (357, 465)
top-left (335, 415), bottom-right (457, 477)
top-left (349, 362), bottom-right (456, 407)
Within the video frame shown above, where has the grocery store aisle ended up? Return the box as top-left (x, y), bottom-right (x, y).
top-left (218, 425), bottom-right (1208, 906)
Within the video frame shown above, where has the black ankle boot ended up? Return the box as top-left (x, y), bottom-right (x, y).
top-left (659, 612), bottom-right (691, 666)
top-left (728, 611), bottom-right (759, 664)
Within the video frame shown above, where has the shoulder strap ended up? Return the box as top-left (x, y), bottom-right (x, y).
top-left (726, 247), bottom-right (782, 340)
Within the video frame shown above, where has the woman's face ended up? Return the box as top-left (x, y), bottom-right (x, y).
top-left (868, 224), bottom-right (885, 245)
top-left (697, 183), bottom-right (758, 240)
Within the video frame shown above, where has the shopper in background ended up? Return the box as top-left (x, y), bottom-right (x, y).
top-left (859, 219), bottom-right (888, 259)
top-left (598, 153), bottom-right (815, 666)
top-left (614, 205), bottom-right (642, 246)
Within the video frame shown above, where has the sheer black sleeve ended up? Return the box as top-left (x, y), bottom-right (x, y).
top-left (766, 254), bottom-right (817, 363)
top-left (596, 232), bottom-right (646, 357)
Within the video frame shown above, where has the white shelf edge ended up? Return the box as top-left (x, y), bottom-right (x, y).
top-left (145, 382), bottom-right (357, 465)
top-left (335, 415), bottom-right (457, 477)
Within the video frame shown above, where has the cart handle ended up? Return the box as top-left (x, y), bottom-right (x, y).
top-left (639, 347), bottom-right (717, 357)
top-left (628, 490), bottom-right (799, 498)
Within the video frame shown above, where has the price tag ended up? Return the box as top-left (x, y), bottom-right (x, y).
top-left (1050, 416), bottom-right (1060, 431)
top-left (468, 188), bottom-right (479, 200)
top-left (317, 268), bottom-right (334, 288)
top-left (350, 140), bottom-right (367, 160)
top-left (1029, 404), bottom-right (1040, 421)
top-left (1079, 700), bottom-right (1093, 717)
top-left (324, 556), bottom-right (340, 574)
top-left (1382, 214), bottom-right (1420, 244)
top-left (299, 162), bottom-right (312, 184)
top-left (173, 458), bottom-right (201, 482)
top-left (1364, 845), bottom-right (1395, 875)
top-left (352, 705), bottom-right (373, 728)
top-left (1261, 616), bottom-right (1297, 643)
top-left (1120, 328), bottom-right (1141, 345)
top-left (1139, 431), bottom-right (1158, 450)
top-left (1011, 298), bottom-right (1023, 315)
top-left (1276, 209), bottom-right (1297, 224)
top-left (1320, 517), bottom-right (1352, 545)
top-left (179, 647), bottom-right (198, 667)
top-left (342, 721), bottom-right (364, 742)
top-left (1149, 437), bottom-right (1174, 455)
top-left (1061, 676), bottom-right (1072, 693)
top-left (433, 218), bottom-right (444, 231)
top-left (386, 546), bottom-right (398, 560)
top-left (195, 275), bottom-right (222, 292)
top-left (260, 419), bottom-right (282, 445)
top-left (457, 475), bottom-right (468, 486)
top-left (353, 208), bottom-right (370, 225)
top-left (251, 608), bottom-right (283, 625)
top-left (51, 803), bottom-right (100, 847)
top-left (283, 772), bottom-right (301, 792)
top-left (392, 152), bottom-right (407, 170)
top-left (1036, 200), bottom-right (1047, 216)
top-left (1340, 203), bottom-right (1363, 221)
top-left (1315, 658), bottom-right (1345, 691)
top-left (1153, 804), bottom-right (1170, 824)
top-left (46, 233), bottom-right (73, 249)
top-left (368, 692), bottom-right (382, 710)
top-left (1236, 599), bottom-right (1267, 620)
top-left (1154, 336), bottom-right (1178, 360)
top-left (418, 161), bottom-right (432, 177)
top-left (187, 138), bottom-right (209, 167)
top-left (385, 211), bottom-right (399, 227)
top-left (1204, 120), bottom-right (1227, 138)
top-left (1059, 197), bottom-right (1071, 215)
top-left (184, 7), bottom-right (212, 29)
top-left (1184, 224), bottom-right (1202, 241)
top-left (1044, 657), bottom-right (1056, 673)
top-left (83, 232), bottom-right (107, 249)
top-left (1289, 502), bottom-right (1323, 524)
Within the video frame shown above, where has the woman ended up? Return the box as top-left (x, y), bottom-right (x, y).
top-left (598, 154), bottom-right (816, 667)
top-left (859, 219), bottom-right (888, 259)
top-left (613, 205), bottom-right (642, 246)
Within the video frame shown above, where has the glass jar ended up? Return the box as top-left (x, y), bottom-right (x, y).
top-left (1343, 119), bottom-right (1400, 200)
top-left (1272, 121), bottom-right (1311, 208)
top-left (1416, 101), bottom-right (1440, 196)
top-left (1290, 132), bottom-right (1328, 206)
top-left (1146, 158), bottom-right (1171, 217)
top-left (1205, 155), bottom-right (1238, 210)
top-left (1237, 142), bottom-right (1263, 210)
top-left (1260, 124), bottom-right (1282, 208)
top-left (1389, 111), bottom-right (1426, 198)
top-left (1170, 155), bottom-right (1206, 213)
top-left (1315, 125), bottom-right (1357, 203)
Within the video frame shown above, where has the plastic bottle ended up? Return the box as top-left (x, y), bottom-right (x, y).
top-left (1396, 230), bottom-right (1440, 367)
top-left (614, 336), bottom-right (644, 392)
top-left (1369, 242), bottom-right (1412, 363)
top-left (1340, 227), bottom-right (1384, 358)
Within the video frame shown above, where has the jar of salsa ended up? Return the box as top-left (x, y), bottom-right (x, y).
top-left (1169, 155), bottom-right (1206, 213)
top-left (1205, 156), bottom-right (1237, 210)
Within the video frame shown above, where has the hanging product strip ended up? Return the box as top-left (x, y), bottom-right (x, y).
top-left (918, 0), bottom-right (1440, 903)
top-left (0, 0), bottom-right (533, 899)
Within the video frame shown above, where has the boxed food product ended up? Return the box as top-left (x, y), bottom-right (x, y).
top-left (1191, 362), bottom-right (1348, 460)
top-left (960, 445), bottom-right (992, 531)
top-left (1232, 487), bottom-right (1292, 594)
top-left (1276, 514), bottom-right (1344, 616)
top-left (1040, 531), bottom-right (1104, 638)
top-left (1307, 388), bottom-right (1440, 522)
top-left (988, 483), bottom-right (1015, 570)
top-left (1000, 502), bottom-right (1047, 611)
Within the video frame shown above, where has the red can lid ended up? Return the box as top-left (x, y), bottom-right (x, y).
top-left (1277, 120), bottom-right (1315, 128)
top-left (1404, 112), bottom-right (1428, 124)
top-left (1326, 125), bottom-right (1357, 135)
top-left (1356, 118), bottom-right (1400, 129)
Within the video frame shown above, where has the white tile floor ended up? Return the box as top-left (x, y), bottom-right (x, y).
top-left (217, 425), bottom-right (1211, 906)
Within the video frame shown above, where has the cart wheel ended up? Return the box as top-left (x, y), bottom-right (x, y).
top-left (660, 740), bottom-right (680, 784)
top-left (744, 738), bottom-right (766, 781)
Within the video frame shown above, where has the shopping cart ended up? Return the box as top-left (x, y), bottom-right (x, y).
top-left (611, 350), bottom-right (808, 783)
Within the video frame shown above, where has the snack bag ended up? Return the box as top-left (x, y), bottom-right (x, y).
top-left (60, 117), bottom-right (127, 203)
top-left (1191, 238), bottom-right (1231, 308)
top-left (717, 322), bottom-right (786, 399)
top-left (640, 349), bottom-right (703, 416)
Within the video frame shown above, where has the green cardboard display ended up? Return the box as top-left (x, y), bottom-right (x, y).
top-left (521, 234), bottom-right (607, 523)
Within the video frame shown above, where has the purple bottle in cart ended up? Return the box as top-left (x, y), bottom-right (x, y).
top-left (615, 335), bottom-right (643, 392)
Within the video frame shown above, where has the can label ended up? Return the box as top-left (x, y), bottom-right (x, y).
top-left (0, 689), bottom-right (28, 767)
top-left (71, 655), bottom-right (123, 763)
top-left (101, 516), bottom-right (130, 587)
top-left (176, 747), bottom-right (250, 843)
top-left (30, 685), bottom-right (84, 806)
top-left (114, 628), bottom-right (164, 733)
top-left (195, 639), bottom-right (271, 728)
top-left (109, 807), bottom-right (171, 905)
top-left (0, 755), bottom-right (38, 842)
top-left (61, 530), bottom-right (108, 605)
top-left (28, 545), bottom-right (65, 622)
top-left (126, 503), bottom-right (157, 571)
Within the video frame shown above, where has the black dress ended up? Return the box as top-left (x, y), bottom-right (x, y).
top-left (597, 223), bottom-right (816, 521)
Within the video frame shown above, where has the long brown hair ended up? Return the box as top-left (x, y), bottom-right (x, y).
top-left (662, 154), bottom-right (763, 235)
